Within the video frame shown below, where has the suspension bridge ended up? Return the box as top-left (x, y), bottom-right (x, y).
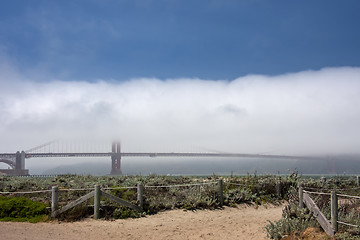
top-left (0, 140), bottom-right (318, 176)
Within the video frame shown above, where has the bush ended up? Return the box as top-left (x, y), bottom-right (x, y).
top-left (0, 196), bottom-right (48, 222)
top-left (110, 188), bottom-right (136, 202)
top-left (265, 202), bottom-right (318, 239)
top-left (113, 207), bottom-right (141, 219)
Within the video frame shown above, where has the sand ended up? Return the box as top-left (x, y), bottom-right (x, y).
top-left (0, 204), bottom-right (284, 240)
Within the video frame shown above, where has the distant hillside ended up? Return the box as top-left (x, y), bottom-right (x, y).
top-left (42, 162), bottom-right (109, 176)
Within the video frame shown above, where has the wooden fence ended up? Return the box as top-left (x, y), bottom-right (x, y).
top-left (299, 186), bottom-right (360, 238)
top-left (51, 185), bottom-right (143, 218)
top-left (48, 179), bottom-right (286, 219)
top-left (52, 181), bottom-right (224, 219)
top-left (0, 181), bottom-right (222, 219)
top-left (0, 179), bottom-right (285, 220)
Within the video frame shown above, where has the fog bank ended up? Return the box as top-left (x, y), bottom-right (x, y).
top-left (1, 66), bottom-right (360, 158)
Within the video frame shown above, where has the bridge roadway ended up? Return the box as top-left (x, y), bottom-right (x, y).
top-left (0, 152), bottom-right (317, 160)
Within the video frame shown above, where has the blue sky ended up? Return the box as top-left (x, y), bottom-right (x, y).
top-left (1, 0), bottom-right (360, 81)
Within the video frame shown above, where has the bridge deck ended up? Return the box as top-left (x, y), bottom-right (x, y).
top-left (0, 152), bottom-right (317, 160)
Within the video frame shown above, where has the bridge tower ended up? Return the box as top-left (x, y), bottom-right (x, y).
top-left (111, 142), bottom-right (122, 175)
top-left (1, 150), bottom-right (29, 176)
top-left (15, 151), bottom-right (26, 171)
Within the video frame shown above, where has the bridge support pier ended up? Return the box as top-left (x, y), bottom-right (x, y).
top-left (15, 151), bottom-right (26, 170)
top-left (10, 150), bottom-right (29, 176)
top-left (111, 142), bottom-right (122, 175)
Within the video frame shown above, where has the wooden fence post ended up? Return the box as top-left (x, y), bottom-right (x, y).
top-left (137, 183), bottom-right (144, 210)
top-left (299, 186), bottom-right (303, 208)
top-left (94, 185), bottom-right (101, 220)
top-left (218, 179), bottom-right (224, 206)
top-left (51, 186), bottom-right (58, 218)
top-left (276, 181), bottom-right (281, 198)
top-left (321, 177), bottom-right (326, 184)
top-left (331, 191), bottom-right (338, 232)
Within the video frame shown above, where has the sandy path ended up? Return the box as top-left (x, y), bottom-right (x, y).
top-left (0, 204), bottom-right (284, 240)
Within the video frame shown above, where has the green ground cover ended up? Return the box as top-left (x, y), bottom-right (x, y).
top-left (1, 173), bottom-right (360, 239)
top-left (0, 195), bottom-right (48, 222)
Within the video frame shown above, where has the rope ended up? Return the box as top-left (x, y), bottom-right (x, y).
top-left (303, 190), bottom-right (331, 196)
top-left (303, 186), bottom-right (360, 191)
top-left (225, 182), bottom-right (249, 187)
top-left (0, 190), bottom-right (52, 194)
top-left (338, 221), bottom-right (360, 228)
top-left (337, 193), bottom-right (360, 200)
top-left (58, 188), bottom-right (94, 191)
top-left (103, 186), bottom-right (137, 190)
top-left (145, 182), bottom-right (216, 188)
top-left (0, 182), bottom-right (217, 194)
top-left (303, 189), bottom-right (331, 195)
top-left (303, 187), bottom-right (330, 191)
top-left (339, 186), bottom-right (360, 190)
top-left (303, 190), bottom-right (360, 199)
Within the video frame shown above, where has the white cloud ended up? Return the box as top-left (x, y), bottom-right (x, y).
top-left (0, 66), bottom-right (360, 157)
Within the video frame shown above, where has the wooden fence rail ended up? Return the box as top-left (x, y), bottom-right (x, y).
top-left (51, 184), bottom-right (144, 219)
top-left (1, 179), bottom-right (283, 220)
top-left (50, 181), bottom-right (225, 219)
top-left (52, 190), bottom-right (95, 218)
top-left (300, 189), bottom-right (334, 237)
top-left (299, 187), bottom-right (355, 238)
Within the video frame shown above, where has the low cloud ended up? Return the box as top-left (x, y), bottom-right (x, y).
top-left (0, 66), bottom-right (360, 156)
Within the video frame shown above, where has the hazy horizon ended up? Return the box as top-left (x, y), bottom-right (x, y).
top-left (20, 155), bottom-right (360, 176)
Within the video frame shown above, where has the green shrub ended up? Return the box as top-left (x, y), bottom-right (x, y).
top-left (57, 203), bottom-right (91, 221)
top-left (225, 188), bottom-right (252, 204)
top-left (0, 196), bottom-right (48, 222)
top-left (113, 207), bottom-right (141, 219)
top-left (265, 202), bottom-right (318, 239)
top-left (110, 188), bottom-right (136, 202)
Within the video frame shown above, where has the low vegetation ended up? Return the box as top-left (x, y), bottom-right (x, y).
top-left (265, 188), bottom-right (320, 239)
top-left (266, 175), bottom-right (360, 239)
top-left (0, 196), bottom-right (48, 222)
top-left (1, 173), bottom-right (360, 239)
top-left (0, 173), bottom-right (295, 219)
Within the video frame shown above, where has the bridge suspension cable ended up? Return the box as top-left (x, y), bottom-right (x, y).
top-left (26, 140), bottom-right (59, 153)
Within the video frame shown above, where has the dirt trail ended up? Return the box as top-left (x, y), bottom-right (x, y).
top-left (0, 204), bottom-right (284, 240)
